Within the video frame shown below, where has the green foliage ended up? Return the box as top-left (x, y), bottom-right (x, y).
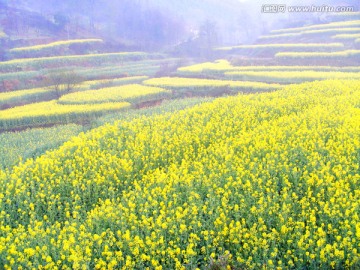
top-left (216, 43), bottom-right (345, 55)
top-left (0, 100), bottom-right (130, 131)
top-left (275, 50), bottom-right (360, 60)
top-left (0, 52), bottom-right (161, 73)
top-left (0, 124), bottom-right (83, 169)
top-left (225, 71), bottom-right (360, 84)
top-left (94, 97), bottom-right (214, 126)
top-left (0, 80), bottom-right (359, 269)
top-left (0, 58), bottom-right (178, 92)
top-left (9, 39), bottom-right (103, 58)
top-left (259, 28), bottom-right (360, 41)
top-left (45, 70), bottom-right (84, 98)
top-left (0, 87), bottom-right (55, 109)
top-left (58, 84), bottom-right (171, 105)
top-left (143, 77), bottom-right (282, 93)
top-left (271, 20), bottom-right (360, 34)
top-left (177, 60), bottom-right (360, 77)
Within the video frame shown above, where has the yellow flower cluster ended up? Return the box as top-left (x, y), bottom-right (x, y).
top-left (0, 79), bottom-right (359, 269)
top-left (227, 66), bottom-right (360, 72)
top-left (0, 87), bottom-right (51, 108)
top-left (144, 77), bottom-right (282, 92)
top-left (0, 124), bottom-right (82, 169)
top-left (177, 60), bottom-right (360, 76)
top-left (259, 28), bottom-right (360, 40)
top-left (177, 60), bottom-right (233, 74)
top-left (0, 100), bottom-right (130, 130)
top-left (225, 70), bottom-right (360, 83)
top-left (275, 50), bottom-right (360, 60)
top-left (216, 43), bottom-right (344, 52)
top-left (0, 52), bottom-right (153, 73)
top-left (80, 76), bottom-right (149, 90)
top-left (332, 33), bottom-right (360, 40)
top-left (10, 39), bottom-right (103, 53)
top-left (0, 77), bottom-right (150, 109)
top-left (59, 84), bottom-right (170, 105)
top-left (271, 20), bottom-right (360, 34)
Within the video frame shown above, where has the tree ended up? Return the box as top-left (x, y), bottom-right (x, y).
top-left (46, 70), bottom-right (83, 98)
top-left (53, 12), bottom-right (69, 31)
top-left (199, 20), bottom-right (219, 59)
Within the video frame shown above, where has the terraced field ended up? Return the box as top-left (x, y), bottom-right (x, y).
top-left (58, 84), bottom-right (171, 105)
top-left (0, 80), bottom-right (359, 269)
top-left (0, 52), bottom-right (159, 73)
top-left (9, 39), bottom-right (104, 58)
top-left (0, 58), bottom-right (179, 91)
top-left (144, 77), bottom-right (282, 94)
top-left (0, 87), bottom-right (54, 109)
top-left (275, 49), bottom-right (360, 60)
top-left (225, 70), bottom-right (360, 84)
top-left (0, 13), bottom-right (359, 270)
top-left (259, 28), bottom-right (360, 41)
top-left (332, 33), bottom-right (360, 40)
top-left (0, 76), bottom-right (151, 110)
top-left (177, 60), bottom-right (360, 76)
top-left (270, 20), bottom-right (360, 34)
top-left (0, 100), bottom-right (130, 131)
top-left (216, 43), bottom-right (345, 56)
top-left (0, 124), bottom-right (83, 169)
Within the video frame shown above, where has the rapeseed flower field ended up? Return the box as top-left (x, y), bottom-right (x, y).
top-left (143, 77), bottom-right (281, 92)
top-left (58, 84), bottom-right (170, 105)
top-left (10, 39), bottom-right (103, 54)
top-left (0, 79), bottom-right (359, 269)
top-left (0, 101), bottom-right (130, 130)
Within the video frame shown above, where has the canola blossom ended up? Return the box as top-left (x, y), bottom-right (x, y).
top-left (215, 43), bottom-right (345, 53)
top-left (0, 80), bottom-right (359, 269)
top-left (275, 50), bottom-right (360, 60)
top-left (177, 60), bottom-right (233, 74)
top-left (225, 71), bottom-right (360, 84)
top-left (177, 60), bottom-right (360, 76)
top-left (0, 59), bottom-right (176, 90)
top-left (80, 76), bottom-right (149, 90)
top-left (58, 84), bottom-right (170, 105)
top-left (144, 77), bottom-right (282, 92)
top-left (0, 101), bottom-right (130, 130)
top-left (270, 20), bottom-right (360, 34)
top-left (0, 87), bottom-right (54, 109)
top-left (0, 77), bottom-right (148, 109)
top-left (260, 27), bottom-right (360, 40)
top-left (0, 124), bottom-right (83, 169)
top-left (0, 52), bottom-right (159, 73)
top-left (10, 39), bottom-right (103, 53)
top-left (332, 33), bottom-right (360, 40)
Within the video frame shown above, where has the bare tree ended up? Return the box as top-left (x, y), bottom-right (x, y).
top-left (46, 70), bottom-right (83, 98)
top-left (199, 19), bottom-right (219, 59)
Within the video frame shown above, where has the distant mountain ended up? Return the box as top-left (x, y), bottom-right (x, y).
top-left (0, 0), bottom-right (251, 49)
top-left (1, 0), bottom-right (358, 52)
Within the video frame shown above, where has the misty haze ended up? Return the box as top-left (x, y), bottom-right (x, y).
top-left (0, 0), bottom-right (359, 269)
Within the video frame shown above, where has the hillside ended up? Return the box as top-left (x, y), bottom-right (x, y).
top-left (5, 0), bottom-right (360, 51)
top-left (0, 2), bottom-right (360, 269)
top-left (1, 79), bottom-right (360, 269)
top-left (0, 0), bottom-right (248, 50)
